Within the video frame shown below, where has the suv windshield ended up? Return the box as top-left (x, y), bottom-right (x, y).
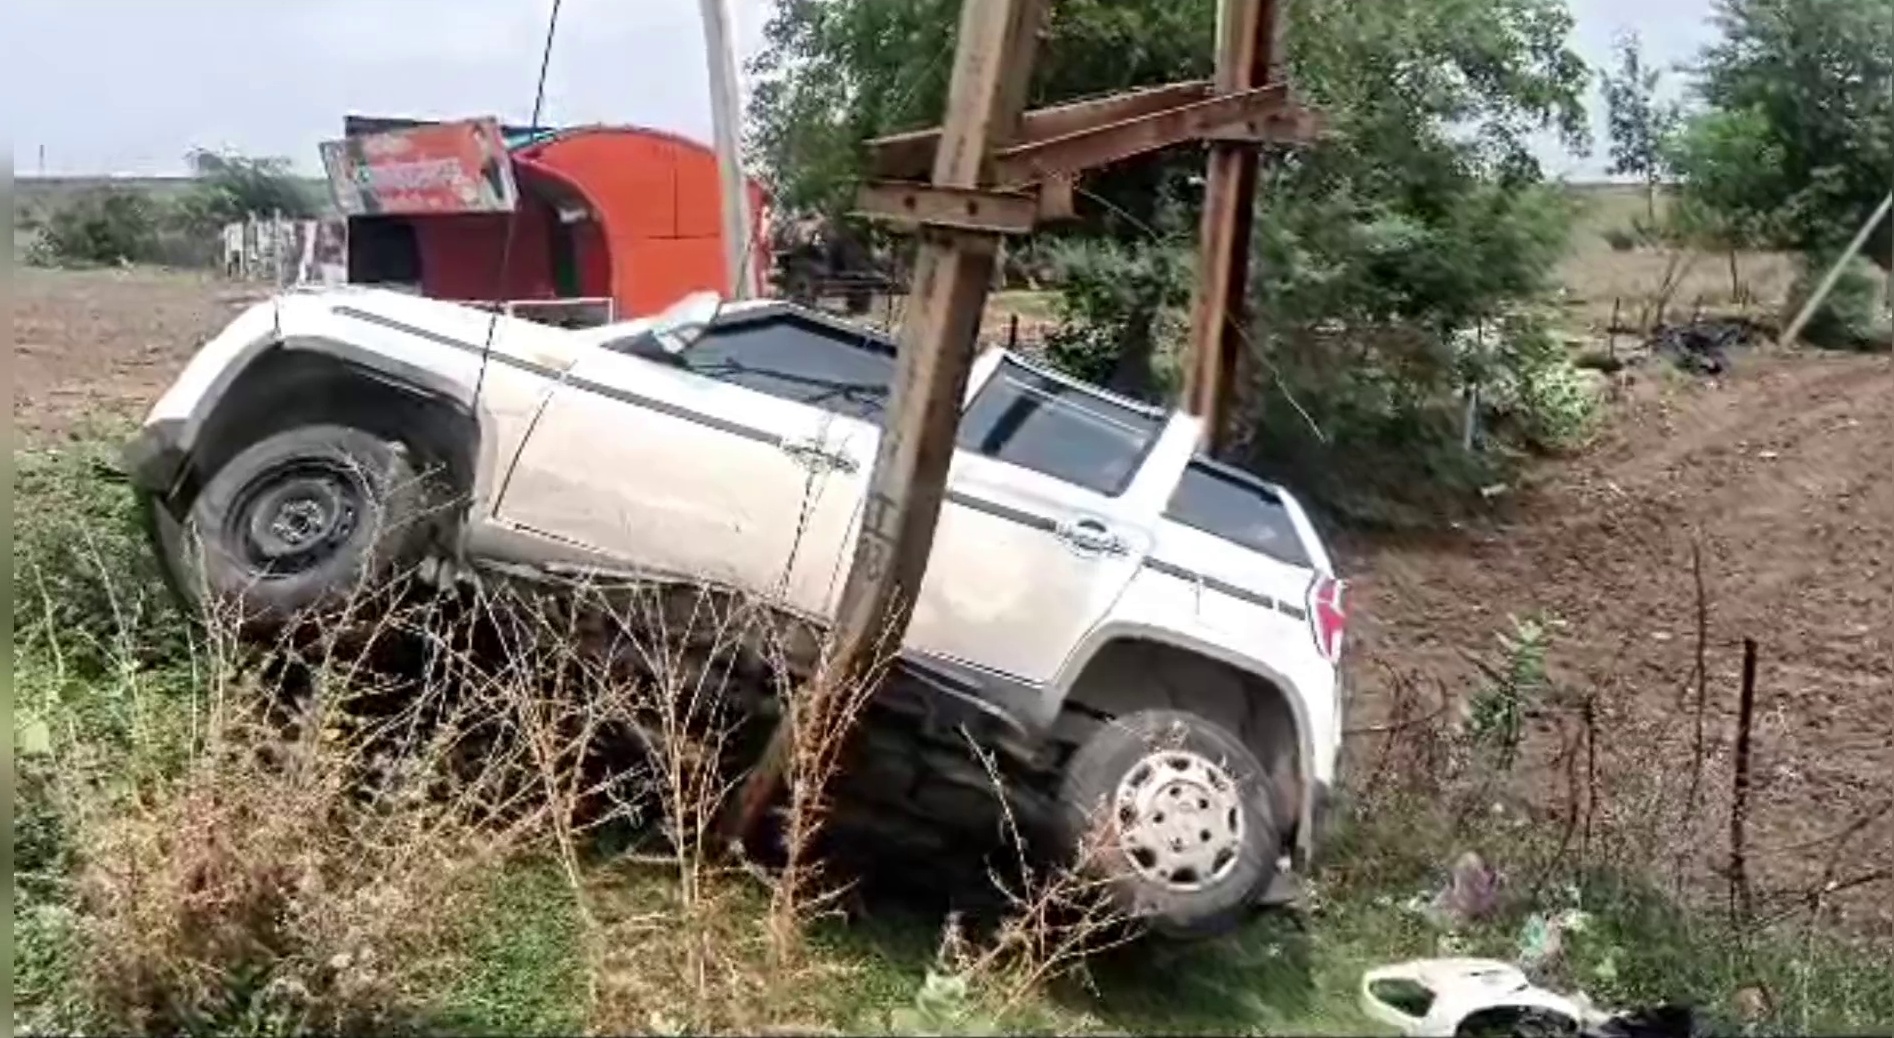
top-left (1164, 459), bottom-right (1312, 567)
top-left (956, 357), bottom-right (1164, 496)
top-left (601, 308), bottom-right (897, 424)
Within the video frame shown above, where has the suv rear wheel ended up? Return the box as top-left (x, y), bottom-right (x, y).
top-left (1057, 709), bottom-right (1282, 940)
top-left (162, 424), bottom-right (432, 631)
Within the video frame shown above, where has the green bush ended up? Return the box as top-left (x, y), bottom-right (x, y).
top-left (1465, 612), bottom-right (1560, 771)
top-left (1473, 314), bottom-right (1603, 453)
top-left (1043, 236), bottom-right (1192, 402)
top-left (172, 149), bottom-right (318, 238)
top-left (26, 151), bottom-right (314, 270)
top-left (1037, 192), bottom-right (1596, 529)
top-left (1786, 253), bottom-right (1893, 352)
top-left (28, 187), bottom-right (164, 268)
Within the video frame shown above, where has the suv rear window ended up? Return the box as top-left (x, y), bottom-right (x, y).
top-left (608, 312), bottom-right (896, 423)
top-left (956, 358), bottom-right (1163, 496)
top-left (1164, 459), bottom-right (1311, 566)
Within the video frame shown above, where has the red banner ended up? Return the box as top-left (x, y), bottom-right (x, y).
top-left (320, 117), bottom-right (518, 216)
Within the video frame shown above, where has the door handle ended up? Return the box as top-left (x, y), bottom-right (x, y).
top-left (779, 437), bottom-right (858, 474)
top-left (1057, 516), bottom-right (1125, 556)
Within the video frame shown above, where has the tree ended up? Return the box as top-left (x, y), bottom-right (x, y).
top-left (1663, 107), bottom-right (1783, 298)
top-left (172, 149), bottom-right (317, 236)
top-left (1601, 29), bottom-right (1680, 222)
top-left (748, 0), bottom-right (1597, 524)
top-left (746, 0), bottom-right (1216, 234)
top-left (1223, 0), bottom-right (1592, 523)
top-left (1671, 0), bottom-right (1894, 270)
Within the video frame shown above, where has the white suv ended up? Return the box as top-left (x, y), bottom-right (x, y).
top-left (123, 287), bottom-right (1350, 938)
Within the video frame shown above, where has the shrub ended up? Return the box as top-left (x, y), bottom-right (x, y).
top-left (28, 187), bottom-right (164, 268)
top-left (1464, 612), bottom-right (1560, 771)
top-left (1473, 314), bottom-right (1603, 453)
top-left (1238, 324), bottom-right (1514, 528)
top-left (1043, 236), bottom-right (1192, 402)
top-left (70, 707), bottom-right (503, 1035)
top-left (1603, 226), bottom-right (1640, 252)
top-left (1785, 253), bottom-right (1893, 352)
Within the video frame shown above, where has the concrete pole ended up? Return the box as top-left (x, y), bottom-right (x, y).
top-left (1778, 192), bottom-right (1893, 347)
top-left (724, 0), bottom-right (1048, 844)
top-left (699, 0), bottom-right (758, 299)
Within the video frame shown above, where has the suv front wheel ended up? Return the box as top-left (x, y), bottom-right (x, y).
top-left (164, 424), bottom-right (432, 632)
top-left (1057, 709), bottom-right (1283, 940)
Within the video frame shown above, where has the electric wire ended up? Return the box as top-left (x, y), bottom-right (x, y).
top-left (472, 0), bottom-right (567, 411)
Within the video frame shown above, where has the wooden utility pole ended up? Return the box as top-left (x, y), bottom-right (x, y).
top-left (726, 0), bottom-right (1051, 839)
top-left (699, 0), bottom-right (758, 298)
top-left (1183, 0), bottom-right (1284, 453)
top-left (725, 0), bottom-right (1321, 844)
top-left (825, 0), bottom-right (1048, 673)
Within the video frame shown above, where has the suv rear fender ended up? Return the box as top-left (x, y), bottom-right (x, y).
top-left (1044, 618), bottom-right (1328, 862)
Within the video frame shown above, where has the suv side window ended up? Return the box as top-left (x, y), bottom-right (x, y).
top-left (956, 357), bottom-right (1163, 496)
top-left (1164, 459), bottom-right (1312, 567)
top-left (607, 314), bottom-right (896, 424)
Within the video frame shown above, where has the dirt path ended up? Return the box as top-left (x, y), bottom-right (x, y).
top-left (1344, 352), bottom-right (1894, 932)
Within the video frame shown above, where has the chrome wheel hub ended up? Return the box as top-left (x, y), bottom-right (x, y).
top-left (1113, 749), bottom-right (1245, 891)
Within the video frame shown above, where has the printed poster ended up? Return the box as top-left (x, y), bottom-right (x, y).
top-left (320, 117), bottom-right (518, 216)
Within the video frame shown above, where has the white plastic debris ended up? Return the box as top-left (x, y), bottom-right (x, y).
top-left (1359, 957), bottom-right (1609, 1037)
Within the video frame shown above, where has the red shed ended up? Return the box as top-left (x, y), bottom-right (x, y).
top-left (335, 115), bottom-right (772, 321)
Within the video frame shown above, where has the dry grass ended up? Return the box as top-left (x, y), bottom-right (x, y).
top-left (19, 436), bottom-right (1893, 1036)
top-left (24, 472), bottom-right (1149, 1035)
top-left (1336, 618), bottom-right (1894, 1035)
top-left (1557, 185), bottom-right (1803, 337)
top-left (69, 704), bottom-right (502, 1034)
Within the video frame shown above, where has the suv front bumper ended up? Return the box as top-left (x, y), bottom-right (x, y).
top-left (121, 418), bottom-right (188, 496)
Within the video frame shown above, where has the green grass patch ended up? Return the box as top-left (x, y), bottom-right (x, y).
top-left (429, 862), bottom-right (588, 1036)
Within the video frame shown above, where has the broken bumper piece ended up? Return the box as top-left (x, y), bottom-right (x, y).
top-left (121, 419), bottom-right (188, 495)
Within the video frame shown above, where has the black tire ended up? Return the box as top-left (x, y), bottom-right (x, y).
top-left (140, 487), bottom-right (199, 615)
top-left (1057, 709), bottom-right (1282, 940)
top-left (175, 424), bottom-right (429, 632)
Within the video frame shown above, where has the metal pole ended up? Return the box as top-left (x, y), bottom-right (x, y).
top-left (1778, 192), bottom-right (1893, 347)
top-left (1182, 0), bottom-right (1282, 453)
top-left (699, 0), bottom-right (758, 299)
top-left (1729, 637), bottom-right (1759, 926)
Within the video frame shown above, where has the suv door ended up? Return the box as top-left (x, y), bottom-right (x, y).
top-left (493, 310), bottom-right (889, 597)
top-left (794, 355), bottom-right (1176, 688)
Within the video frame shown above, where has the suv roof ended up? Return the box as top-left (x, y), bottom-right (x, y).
top-left (686, 300), bottom-right (1174, 421)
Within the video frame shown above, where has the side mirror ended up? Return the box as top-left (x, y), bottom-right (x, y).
top-left (649, 291), bottom-right (722, 355)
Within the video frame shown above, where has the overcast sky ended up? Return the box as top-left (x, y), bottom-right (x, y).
top-left (10, 0), bottom-right (1716, 181)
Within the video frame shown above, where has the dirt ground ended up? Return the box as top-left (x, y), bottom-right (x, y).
top-left (14, 266), bottom-right (1893, 932)
top-left (13, 267), bottom-right (259, 440)
top-left (1343, 353), bottom-right (1894, 932)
